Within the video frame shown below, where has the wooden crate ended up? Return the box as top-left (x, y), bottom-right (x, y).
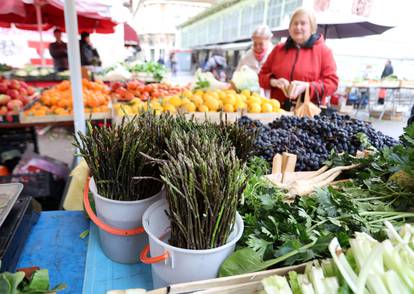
top-left (369, 110), bottom-right (404, 121)
top-left (145, 263), bottom-right (306, 294)
top-left (112, 111), bottom-right (292, 126)
top-left (20, 111), bottom-right (111, 124)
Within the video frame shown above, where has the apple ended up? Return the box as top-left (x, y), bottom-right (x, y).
top-left (0, 106), bottom-right (7, 115)
top-left (20, 81), bottom-right (28, 88)
top-left (7, 99), bottom-right (23, 112)
top-left (127, 80), bottom-right (139, 91)
top-left (111, 82), bottom-right (122, 91)
top-left (0, 94), bottom-right (11, 105)
top-left (27, 87), bottom-right (35, 96)
top-left (17, 95), bottom-right (29, 105)
top-left (6, 89), bottom-right (18, 99)
top-left (0, 82), bottom-right (8, 93)
top-left (19, 88), bottom-right (28, 96)
top-left (9, 80), bottom-right (20, 90)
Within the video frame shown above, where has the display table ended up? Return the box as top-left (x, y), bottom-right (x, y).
top-left (16, 211), bottom-right (153, 294)
top-left (16, 211), bottom-right (89, 293)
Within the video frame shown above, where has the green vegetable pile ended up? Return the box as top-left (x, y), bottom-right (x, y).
top-left (261, 221), bottom-right (414, 293)
top-left (129, 61), bottom-right (167, 82)
top-left (160, 130), bottom-right (246, 249)
top-left (220, 124), bottom-right (414, 277)
top-left (0, 265), bottom-right (65, 294)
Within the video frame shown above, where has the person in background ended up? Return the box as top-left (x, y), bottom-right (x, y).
top-left (79, 32), bottom-right (101, 66)
top-left (49, 29), bottom-right (68, 72)
top-left (157, 55), bottom-right (165, 65)
top-left (259, 7), bottom-right (339, 110)
top-left (378, 60), bottom-right (394, 104)
top-left (169, 52), bottom-right (177, 76)
top-left (204, 49), bottom-right (227, 81)
top-left (236, 25), bottom-right (273, 73)
top-left (381, 60), bottom-right (394, 79)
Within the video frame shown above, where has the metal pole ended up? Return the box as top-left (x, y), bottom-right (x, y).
top-left (63, 0), bottom-right (86, 137)
top-left (35, 4), bottom-right (45, 66)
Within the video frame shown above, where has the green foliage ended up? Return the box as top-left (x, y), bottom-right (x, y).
top-left (0, 268), bottom-right (65, 294)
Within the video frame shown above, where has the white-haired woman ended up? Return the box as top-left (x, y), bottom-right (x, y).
top-left (259, 8), bottom-right (339, 109)
top-left (236, 25), bottom-right (274, 73)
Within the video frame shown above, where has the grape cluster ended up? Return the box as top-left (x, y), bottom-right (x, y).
top-left (238, 113), bottom-right (398, 171)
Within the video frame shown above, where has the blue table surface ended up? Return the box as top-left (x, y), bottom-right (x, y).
top-left (17, 211), bottom-right (89, 294)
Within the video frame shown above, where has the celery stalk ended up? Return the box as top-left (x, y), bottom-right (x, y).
top-left (329, 238), bottom-right (359, 293)
top-left (383, 270), bottom-right (411, 294)
top-left (262, 275), bottom-right (293, 294)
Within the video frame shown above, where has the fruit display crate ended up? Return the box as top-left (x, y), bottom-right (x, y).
top-left (112, 111), bottom-right (292, 126)
top-left (0, 94), bottom-right (38, 125)
top-left (19, 110), bottom-right (112, 124)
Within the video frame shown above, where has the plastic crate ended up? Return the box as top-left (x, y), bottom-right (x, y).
top-left (0, 173), bottom-right (65, 211)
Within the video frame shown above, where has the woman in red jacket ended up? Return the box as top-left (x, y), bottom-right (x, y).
top-left (259, 8), bottom-right (339, 110)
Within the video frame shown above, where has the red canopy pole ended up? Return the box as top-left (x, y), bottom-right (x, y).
top-left (34, 3), bottom-right (46, 66)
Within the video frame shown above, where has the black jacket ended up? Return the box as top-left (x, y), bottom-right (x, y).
top-left (381, 64), bottom-right (394, 79)
top-left (49, 41), bottom-right (68, 71)
top-left (79, 40), bottom-right (101, 66)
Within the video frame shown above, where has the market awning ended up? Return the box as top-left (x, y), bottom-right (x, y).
top-left (272, 12), bottom-right (394, 39)
top-left (0, 0), bottom-right (124, 33)
top-left (124, 23), bottom-right (139, 45)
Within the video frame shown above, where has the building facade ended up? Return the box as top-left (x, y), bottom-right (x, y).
top-left (132, 0), bottom-right (216, 63)
top-left (179, 0), bottom-right (303, 49)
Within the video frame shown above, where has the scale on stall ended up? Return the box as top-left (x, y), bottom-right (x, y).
top-left (0, 183), bottom-right (40, 272)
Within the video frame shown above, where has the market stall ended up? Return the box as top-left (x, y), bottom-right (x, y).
top-left (3, 109), bottom-right (412, 293)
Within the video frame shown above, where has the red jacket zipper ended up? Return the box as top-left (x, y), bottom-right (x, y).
top-left (289, 46), bottom-right (300, 82)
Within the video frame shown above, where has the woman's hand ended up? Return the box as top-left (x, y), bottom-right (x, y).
top-left (288, 80), bottom-right (309, 99)
top-left (270, 78), bottom-right (290, 90)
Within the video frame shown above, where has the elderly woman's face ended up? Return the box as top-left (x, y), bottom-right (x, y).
top-left (289, 13), bottom-right (312, 45)
top-left (252, 36), bottom-right (270, 54)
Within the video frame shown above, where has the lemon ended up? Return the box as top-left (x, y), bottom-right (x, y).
top-left (183, 102), bottom-right (196, 113)
top-left (169, 95), bottom-right (182, 107)
top-left (269, 99), bottom-right (281, 111)
top-left (198, 104), bottom-right (209, 112)
top-left (120, 104), bottom-right (133, 115)
top-left (248, 103), bottom-right (261, 113)
top-left (191, 94), bottom-right (203, 106)
top-left (181, 98), bottom-right (191, 106)
top-left (204, 96), bottom-right (220, 111)
top-left (162, 97), bottom-right (171, 106)
top-left (241, 89), bottom-right (251, 98)
top-left (131, 98), bottom-right (142, 105)
top-left (261, 103), bottom-right (273, 113)
top-left (235, 101), bottom-right (248, 111)
top-left (149, 101), bottom-right (163, 112)
top-left (223, 104), bottom-right (235, 112)
top-left (223, 94), bottom-right (236, 106)
top-left (248, 96), bottom-right (262, 105)
top-left (182, 89), bottom-right (193, 99)
top-left (218, 90), bottom-right (227, 100)
top-left (194, 90), bottom-right (204, 97)
top-left (163, 104), bottom-right (177, 113)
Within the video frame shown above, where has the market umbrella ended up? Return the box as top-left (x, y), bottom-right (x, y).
top-left (124, 23), bottom-right (139, 45)
top-left (272, 12), bottom-right (394, 39)
top-left (0, 0), bottom-right (128, 137)
top-left (0, 0), bottom-right (122, 65)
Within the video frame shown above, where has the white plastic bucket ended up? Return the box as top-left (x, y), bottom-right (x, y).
top-left (89, 177), bottom-right (164, 264)
top-left (141, 198), bottom-right (244, 288)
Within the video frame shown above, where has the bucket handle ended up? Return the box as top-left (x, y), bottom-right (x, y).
top-left (83, 177), bottom-right (145, 236)
top-left (140, 244), bottom-right (169, 264)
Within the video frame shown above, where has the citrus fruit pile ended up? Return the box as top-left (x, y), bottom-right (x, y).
top-left (25, 79), bottom-right (110, 116)
top-left (114, 89), bottom-right (281, 116)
